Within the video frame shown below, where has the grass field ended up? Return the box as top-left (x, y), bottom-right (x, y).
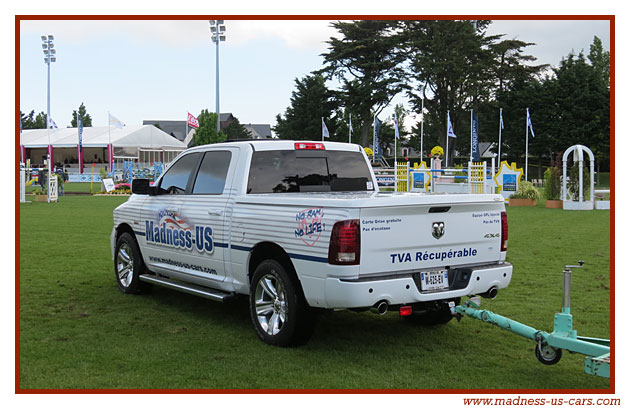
top-left (18, 196), bottom-right (612, 390)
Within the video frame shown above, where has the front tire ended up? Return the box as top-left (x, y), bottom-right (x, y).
top-left (249, 260), bottom-right (314, 346)
top-left (114, 232), bottom-right (150, 294)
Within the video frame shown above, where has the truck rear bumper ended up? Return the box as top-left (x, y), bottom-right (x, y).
top-left (323, 263), bottom-right (512, 309)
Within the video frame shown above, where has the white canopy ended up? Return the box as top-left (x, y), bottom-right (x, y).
top-left (20, 125), bottom-right (186, 150)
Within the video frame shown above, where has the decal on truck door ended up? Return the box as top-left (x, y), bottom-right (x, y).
top-left (144, 208), bottom-right (214, 253)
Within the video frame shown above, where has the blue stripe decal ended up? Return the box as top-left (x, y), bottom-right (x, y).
top-left (287, 252), bottom-right (328, 263)
top-left (230, 244), bottom-right (252, 252)
top-left (134, 235), bottom-right (326, 264)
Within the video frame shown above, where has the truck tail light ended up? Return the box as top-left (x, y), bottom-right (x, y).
top-left (295, 142), bottom-right (325, 150)
top-left (501, 211), bottom-right (508, 252)
top-left (328, 219), bottom-right (360, 265)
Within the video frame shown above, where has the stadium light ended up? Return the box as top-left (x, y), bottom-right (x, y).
top-left (209, 20), bottom-right (226, 133)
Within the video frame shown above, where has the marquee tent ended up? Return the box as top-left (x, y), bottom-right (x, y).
top-left (20, 125), bottom-right (187, 173)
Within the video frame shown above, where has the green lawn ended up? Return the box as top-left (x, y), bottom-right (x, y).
top-left (18, 196), bottom-right (611, 390)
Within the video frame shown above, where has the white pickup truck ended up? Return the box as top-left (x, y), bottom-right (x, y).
top-left (112, 140), bottom-right (512, 346)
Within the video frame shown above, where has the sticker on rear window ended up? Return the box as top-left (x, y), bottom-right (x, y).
top-left (367, 181), bottom-right (373, 190)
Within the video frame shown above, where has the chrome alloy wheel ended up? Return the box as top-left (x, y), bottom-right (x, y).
top-left (254, 273), bottom-right (287, 335)
top-left (116, 243), bottom-right (134, 288)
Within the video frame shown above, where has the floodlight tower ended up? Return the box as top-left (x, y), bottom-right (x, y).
top-left (41, 34), bottom-right (56, 129)
top-left (209, 20), bottom-right (226, 134)
top-left (42, 34), bottom-right (56, 203)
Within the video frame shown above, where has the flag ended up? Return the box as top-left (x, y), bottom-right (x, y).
top-left (447, 112), bottom-right (457, 138)
top-left (48, 116), bottom-right (58, 129)
top-left (471, 112), bottom-right (480, 162)
top-left (187, 112), bottom-right (200, 129)
top-left (393, 112), bottom-right (400, 139)
top-left (500, 109), bottom-right (504, 129)
top-left (109, 113), bottom-right (125, 129)
top-left (349, 114), bottom-right (353, 134)
top-left (526, 108), bottom-right (535, 137)
top-left (321, 118), bottom-right (330, 138)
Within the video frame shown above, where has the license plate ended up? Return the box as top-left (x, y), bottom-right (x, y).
top-left (420, 270), bottom-right (449, 291)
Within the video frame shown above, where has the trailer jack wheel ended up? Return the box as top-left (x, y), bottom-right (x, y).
top-left (535, 343), bottom-right (563, 365)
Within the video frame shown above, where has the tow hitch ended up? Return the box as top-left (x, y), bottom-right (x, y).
top-left (451, 261), bottom-right (610, 378)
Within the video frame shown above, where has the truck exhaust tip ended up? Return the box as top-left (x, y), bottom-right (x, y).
top-left (482, 287), bottom-right (498, 299)
top-left (371, 301), bottom-right (389, 315)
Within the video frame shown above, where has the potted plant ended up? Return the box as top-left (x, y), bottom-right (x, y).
top-left (508, 181), bottom-right (541, 207)
top-left (543, 166), bottom-right (562, 208)
top-left (31, 186), bottom-right (48, 202)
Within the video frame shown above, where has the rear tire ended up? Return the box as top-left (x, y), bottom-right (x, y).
top-left (114, 232), bottom-right (151, 294)
top-left (404, 298), bottom-right (460, 326)
top-left (249, 260), bottom-right (314, 346)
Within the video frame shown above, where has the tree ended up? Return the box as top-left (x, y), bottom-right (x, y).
top-left (274, 73), bottom-right (339, 140)
top-left (588, 36), bottom-right (610, 89)
top-left (20, 110), bottom-right (46, 129)
top-left (403, 20), bottom-right (545, 165)
top-left (192, 110), bottom-right (226, 146)
top-left (70, 103), bottom-right (93, 127)
top-left (223, 117), bottom-right (253, 140)
top-left (320, 20), bottom-right (407, 146)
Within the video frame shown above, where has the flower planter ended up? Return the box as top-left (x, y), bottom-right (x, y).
top-left (545, 199), bottom-right (563, 209)
top-left (34, 194), bottom-right (49, 202)
top-left (508, 198), bottom-right (536, 207)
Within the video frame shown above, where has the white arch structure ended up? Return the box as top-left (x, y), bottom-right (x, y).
top-left (562, 144), bottom-right (595, 210)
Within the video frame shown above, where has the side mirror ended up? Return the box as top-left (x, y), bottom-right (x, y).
top-left (131, 178), bottom-right (152, 195)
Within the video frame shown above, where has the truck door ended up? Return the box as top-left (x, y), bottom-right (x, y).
top-left (139, 152), bottom-right (202, 276)
top-left (178, 148), bottom-right (238, 287)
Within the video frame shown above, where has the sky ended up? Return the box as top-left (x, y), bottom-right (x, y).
top-left (19, 18), bottom-right (610, 135)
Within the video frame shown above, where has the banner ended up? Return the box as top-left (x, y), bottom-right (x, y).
top-left (373, 116), bottom-right (382, 158)
top-left (187, 112), bottom-right (199, 129)
top-left (78, 116), bottom-right (84, 174)
top-left (471, 112), bottom-right (481, 162)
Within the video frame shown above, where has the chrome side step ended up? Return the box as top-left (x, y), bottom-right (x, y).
top-left (139, 274), bottom-right (234, 302)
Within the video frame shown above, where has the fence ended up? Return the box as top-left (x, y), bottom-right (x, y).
top-left (375, 158), bottom-right (496, 194)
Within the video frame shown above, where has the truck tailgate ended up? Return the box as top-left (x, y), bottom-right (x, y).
top-left (359, 196), bottom-right (505, 276)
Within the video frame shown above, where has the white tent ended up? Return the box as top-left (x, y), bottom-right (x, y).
top-left (20, 125), bottom-right (187, 169)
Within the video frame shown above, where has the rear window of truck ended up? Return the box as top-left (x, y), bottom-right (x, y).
top-left (247, 150), bottom-right (374, 194)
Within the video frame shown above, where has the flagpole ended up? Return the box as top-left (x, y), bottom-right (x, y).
top-left (497, 108), bottom-right (503, 167)
top-left (525, 108), bottom-right (529, 181)
top-left (321, 117), bottom-right (324, 142)
top-left (186, 112), bottom-right (188, 142)
top-left (420, 95), bottom-right (424, 163)
top-left (445, 110), bottom-right (449, 168)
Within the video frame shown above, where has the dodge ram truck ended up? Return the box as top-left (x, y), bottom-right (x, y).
top-left (112, 140), bottom-right (512, 346)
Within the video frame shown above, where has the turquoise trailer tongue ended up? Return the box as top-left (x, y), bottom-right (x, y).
top-left (451, 261), bottom-right (610, 379)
